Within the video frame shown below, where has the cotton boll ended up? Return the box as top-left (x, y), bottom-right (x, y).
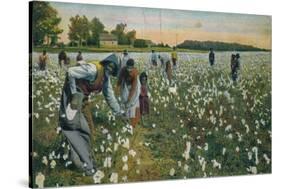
top-left (110, 172), bottom-right (118, 183)
top-left (183, 164), bottom-right (189, 173)
top-left (263, 154), bottom-right (270, 164)
top-left (122, 163), bottom-right (128, 171)
top-left (103, 157), bottom-right (112, 168)
top-left (182, 141), bottom-right (191, 160)
top-left (42, 156), bottom-right (48, 165)
top-left (211, 159), bottom-right (221, 169)
top-left (50, 160), bottom-right (56, 169)
top-left (247, 166), bottom-right (257, 174)
top-left (35, 172), bottom-right (45, 189)
top-left (122, 155), bottom-right (128, 162)
top-left (225, 125), bottom-right (232, 132)
top-left (129, 149), bottom-right (136, 157)
top-left (45, 117), bottom-right (50, 124)
top-left (93, 170), bottom-right (105, 184)
top-left (169, 168), bottom-right (175, 176)
top-left (204, 143), bottom-right (208, 151)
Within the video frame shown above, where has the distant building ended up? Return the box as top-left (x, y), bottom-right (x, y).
top-left (100, 33), bottom-right (118, 46)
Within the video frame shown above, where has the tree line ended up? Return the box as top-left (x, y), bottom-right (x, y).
top-left (177, 40), bottom-right (268, 51)
top-left (31, 1), bottom-right (137, 47)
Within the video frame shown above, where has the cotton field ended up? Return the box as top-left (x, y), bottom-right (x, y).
top-left (31, 51), bottom-right (271, 188)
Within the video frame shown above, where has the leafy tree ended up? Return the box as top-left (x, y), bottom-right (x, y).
top-left (88, 17), bottom-right (105, 46)
top-left (133, 39), bottom-right (148, 48)
top-left (111, 23), bottom-right (128, 45)
top-left (126, 30), bottom-right (136, 46)
top-left (111, 23), bottom-right (137, 45)
top-left (68, 15), bottom-right (90, 47)
top-left (31, 1), bottom-right (63, 46)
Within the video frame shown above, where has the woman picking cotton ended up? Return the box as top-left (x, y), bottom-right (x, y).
top-left (59, 53), bottom-right (124, 176)
top-left (159, 54), bottom-right (173, 85)
top-left (117, 58), bottom-right (141, 128)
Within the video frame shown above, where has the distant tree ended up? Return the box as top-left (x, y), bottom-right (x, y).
top-left (68, 15), bottom-right (90, 47)
top-left (177, 40), bottom-right (265, 51)
top-left (88, 17), bottom-right (105, 46)
top-left (133, 39), bottom-right (148, 48)
top-left (111, 23), bottom-right (126, 44)
top-left (31, 1), bottom-right (63, 46)
top-left (126, 30), bottom-right (136, 46)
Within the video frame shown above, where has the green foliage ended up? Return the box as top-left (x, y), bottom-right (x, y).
top-left (133, 39), bottom-right (148, 48)
top-left (68, 15), bottom-right (90, 47)
top-left (177, 40), bottom-right (268, 51)
top-left (31, 1), bottom-right (63, 46)
top-left (111, 23), bottom-right (136, 45)
top-left (88, 17), bottom-right (105, 46)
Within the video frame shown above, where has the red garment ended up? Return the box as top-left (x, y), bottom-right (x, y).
top-left (139, 85), bottom-right (149, 115)
top-left (76, 77), bottom-right (104, 96)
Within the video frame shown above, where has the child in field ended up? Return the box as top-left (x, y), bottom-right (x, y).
top-left (117, 58), bottom-right (141, 127)
top-left (159, 54), bottom-right (172, 85)
top-left (38, 50), bottom-right (48, 71)
top-left (139, 72), bottom-right (149, 126)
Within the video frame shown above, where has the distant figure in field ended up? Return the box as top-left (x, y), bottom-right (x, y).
top-left (58, 50), bottom-right (67, 68)
top-left (150, 50), bottom-right (158, 67)
top-left (120, 49), bottom-right (130, 70)
top-left (38, 50), bottom-right (48, 71)
top-left (171, 47), bottom-right (178, 69)
top-left (76, 51), bottom-right (83, 62)
top-left (139, 72), bottom-right (149, 126)
top-left (159, 54), bottom-right (172, 85)
top-left (209, 48), bottom-right (215, 66)
top-left (117, 58), bottom-right (141, 127)
top-left (231, 53), bottom-right (241, 81)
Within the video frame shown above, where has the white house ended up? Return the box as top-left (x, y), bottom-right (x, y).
top-left (99, 33), bottom-right (118, 46)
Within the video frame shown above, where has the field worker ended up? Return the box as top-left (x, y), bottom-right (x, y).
top-left (120, 49), bottom-right (130, 70)
top-left (209, 48), bottom-right (215, 66)
top-left (76, 51), bottom-right (83, 62)
top-left (150, 50), bottom-right (158, 67)
top-left (171, 47), bottom-right (178, 69)
top-left (230, 54), bottom-right (237, 81)
top-left (139, 72), bottom-right (149, 126)
top-left (59, 53), bottom-right (124, 175)
top-left (230, 53), bottom-right (241, 82)
top-left (159, 54), bottom-right (172, 85)
top-left (38, 50), bottom-right (48, 71)
top-left (117, 58), bottom-right (141, 127)
top-left (58, 50), bottom-right (67, 68)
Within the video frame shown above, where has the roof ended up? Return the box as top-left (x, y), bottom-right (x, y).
top-left (100, 33), bottom-right (118, 41)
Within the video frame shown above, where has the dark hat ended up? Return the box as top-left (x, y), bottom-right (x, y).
top-left (236, 53), bottom-right (240, 58)
top-left (140, 71), bottom-right (148, 80)
top-left (123, 49), bottom-right (128, 55)
top-left (126, 58), bottom-right (135, 67)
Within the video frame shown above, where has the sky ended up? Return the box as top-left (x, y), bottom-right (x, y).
top-left (50, 1), bottom-right (272, 49)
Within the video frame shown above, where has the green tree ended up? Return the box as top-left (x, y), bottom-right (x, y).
top-left (68, 15), bottom-right (90, 47)
top-left (111, 23), bottom-right (127, 45)
top-left (89, 17), bottom-right (105, 46)
top-left (31, 1), bottom-right (63, 46)
top-left (126, 30), bottom-right (136, 46)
